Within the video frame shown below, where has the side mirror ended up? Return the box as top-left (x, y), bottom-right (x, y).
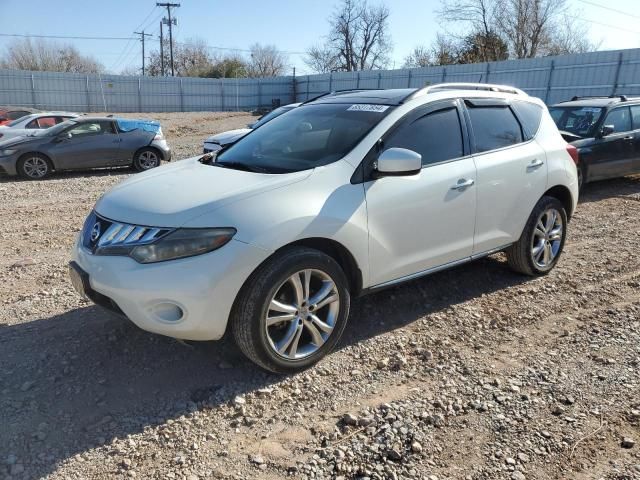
top-left (247, 122), bottom-right (256, 129)
top-left (375, 148), bottom-right (422, 176)
top-left (598, 125), bottom-right (615, 138)
top-left (55, 132), bottom-right (72, 142)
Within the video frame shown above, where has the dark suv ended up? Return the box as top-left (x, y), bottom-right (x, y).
top-left (549, 95), bottom-right (640, 189)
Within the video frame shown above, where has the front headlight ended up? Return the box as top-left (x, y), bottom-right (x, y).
top-left (129, 228), bottom-right (236, 263)
top-left (0, 149), bottom-right (17, 156)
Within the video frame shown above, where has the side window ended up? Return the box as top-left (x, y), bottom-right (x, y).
top-left (26, 119), bottom-right (40, 129)
top-left (7, 111), bottom-right (30, 120)
top-left (384, 107), bottom-right (464, 166)
top-left (628, 106), bottom-right (640, 130)
top-left (511, 101), bottom-right (543, 140)
top-left (604, 107), bottom-right (631, 133)
top-left (467, 106), bottom-right (523, 153)
top-left (37, 116), bottom-right (56, 128)
top-left (68, 121), bottom-right (114, 137)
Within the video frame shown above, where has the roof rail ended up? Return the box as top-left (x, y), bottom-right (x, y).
top-left (403, 82), bottom-right (527, 103)
top-left (569, 94), bottom-right (628, 102)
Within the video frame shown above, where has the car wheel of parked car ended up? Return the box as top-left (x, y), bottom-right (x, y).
top-left (577, 164), bottom-right (585, 192)
top-left (506, 196), bottom-right (567, 276)
top-left (133, 148), bottom-right (160, 171)
top-left (18, 154), bottom-right (52, 180)
top-left (231, 246), bottom-right (351, 374)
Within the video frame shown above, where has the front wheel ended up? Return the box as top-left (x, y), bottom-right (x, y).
top-left (506, 196), bottom-right (568, 276)
top-left (231, 247), bottom-right (351, 374)
top-left (133, 148), bottom-right (160, 171)
top-left (17, 154), bottom-right (52, 180)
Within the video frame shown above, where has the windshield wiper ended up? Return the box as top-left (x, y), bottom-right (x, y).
top-left (213, 161), bottom-right (271, 174)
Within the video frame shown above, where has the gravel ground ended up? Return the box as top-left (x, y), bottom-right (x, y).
top-left (0, 112), bottom-right (639, 480)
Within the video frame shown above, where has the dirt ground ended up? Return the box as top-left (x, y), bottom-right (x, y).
top-left (0, 112), bottom-right (638, 480)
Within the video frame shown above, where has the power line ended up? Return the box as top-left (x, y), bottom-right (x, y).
top-left (578, 0), bottom-right (640, 21)
top-left (134, 31), bottom-right (153, 75)
top-left (575, 16), bottom-right (640, 34)
top-left (157, 3), bottom-right (180, 76)
top-left (0, 33), bottom-right (135, 41)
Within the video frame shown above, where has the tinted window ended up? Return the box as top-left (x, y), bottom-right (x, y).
top-left (7, 111), bottom-right (30, 120)
top-left (604, 107), bottom-right (631, 133)
top-left (512, 101), bottom-right (543, 140)
top-left (252, 106), bottom-right (294, 129)
top-left (468, 106), bottom-right (523, 153)
top-left (384, 107), bottom-right (464, 166)
top-left (217, 103), bottom-right (391, 174)
top-left (548, 106), bottom-right (603, 137)
top-left (68, 121), bottom-right (115, 137)
top-left (631, 105), bottom-right (640, 130)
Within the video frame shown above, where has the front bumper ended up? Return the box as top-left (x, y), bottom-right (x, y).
top-left (0, 153), bottom-right (19, 176)
top-left (71, 235), bottom-right (270, 341)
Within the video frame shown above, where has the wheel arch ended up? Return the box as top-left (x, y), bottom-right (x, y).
top-left (278, 237), bottom-right (363, 296)
top-left (132, 145), bottom-right (163, 164)
top-left (543, 184), bottom-right (575, 219)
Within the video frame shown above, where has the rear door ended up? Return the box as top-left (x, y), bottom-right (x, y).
top-left (464, 98), bottom-right (547, 254)
top-left (49, 120), bottom-right (122, 169)
top-left (588, 106), bottom-right (634, 180)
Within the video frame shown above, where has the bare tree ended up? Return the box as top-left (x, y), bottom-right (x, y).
top-left (546, 14), bottom-right (600, 55)
top-left (147, 38), bottom-right (214, 77)
top-left (304, 44), bottom-right (340, 73)
top-left (0, 38), bottom-right (103, 73)
top-left (306, 0), bottom-right (392, 73)
top-left (403, 45), bottom-right (431, 68)
top-left (431, 33), bottom-right (459, 66)
top-left (246, 43), bottom-right (288, 78)
top-left (494, 0), bottom-right (566, 58)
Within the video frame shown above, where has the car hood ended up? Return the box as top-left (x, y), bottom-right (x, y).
top-left (0, 134), bottom-right (37, 148)
top-left (95, 156), bottom-right (311, 228)
top-left (204, 128), bottom-right (251, 145)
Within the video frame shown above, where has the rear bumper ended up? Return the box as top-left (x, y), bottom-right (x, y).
top-left (151, 139), bottom-right (172, 161)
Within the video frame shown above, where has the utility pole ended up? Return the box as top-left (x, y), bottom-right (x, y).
top-left (159, 21), bottom-right (164, 76)
top-left (157, 3), bottom-right (180, 76)
top-left (134, 30), bottom-right (152, 75)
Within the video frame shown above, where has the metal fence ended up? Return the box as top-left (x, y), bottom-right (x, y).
top-left (2, 48), bottom-right (640, 113)
top-left (0, 70), bottom-right (295, 113)
top-left (295, 48), bottom-right (640, 105)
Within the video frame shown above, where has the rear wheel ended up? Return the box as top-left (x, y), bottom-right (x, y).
top-left (577, 164), bottom-right (586, 192)
top-left (506, 196), bottom-right (567, 276)
top-left (17, 154), bottom-right (52, 180)
top-left (231, 247), bottom-right (350, 374)
top-left (133, 148), bottom-right (160, 171)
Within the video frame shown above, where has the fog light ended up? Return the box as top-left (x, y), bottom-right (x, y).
top-left (150, 302), bottom-right (184, 323)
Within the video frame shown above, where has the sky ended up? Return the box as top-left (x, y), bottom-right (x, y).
top-left (0, 0), bottom-right (639, 76)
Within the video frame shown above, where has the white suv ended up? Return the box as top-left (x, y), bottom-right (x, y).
top-left (70, 83), bottom-right (579, 373)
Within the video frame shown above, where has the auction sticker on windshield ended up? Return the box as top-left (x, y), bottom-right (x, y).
top-left (347, 104), bottom-right (389, 112)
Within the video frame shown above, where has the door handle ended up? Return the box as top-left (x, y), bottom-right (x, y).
top-left (527, 158), bottom-right (544, 170)
top-left (450, 178), bottom-right (475, 190)
top-left (623, 135), bottom-right (634, 141)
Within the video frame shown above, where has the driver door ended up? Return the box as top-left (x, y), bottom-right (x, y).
top-left (51, 120), bottom-right (122, 170)
top-left (589, 106), bottom-right (635, 180)
top-left (364, 100), bottom-right (477, 287)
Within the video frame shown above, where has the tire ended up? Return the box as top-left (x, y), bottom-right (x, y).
top-left (133, 148), bottom-right (160, 172)
top-left (231, 246), bottom-right (351, 374)
top-left (577, 164), bottom-right (586, 192)
top-left (506, 196), bottom-right (568, 276)
top-left (17, 153), bottom-right (52, 180)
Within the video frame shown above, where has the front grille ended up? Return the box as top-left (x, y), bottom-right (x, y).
top-left (82, 212), bottom-right (172, 254)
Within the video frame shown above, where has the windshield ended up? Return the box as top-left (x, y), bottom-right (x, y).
top-left (549, 106), bottom-right (604, 137)
top-left (38, 119), bottom-right (78, 136)
top-left (251, 105), bottom-right (294, 129)
top-left (216, 103), bottom-right (392, 173)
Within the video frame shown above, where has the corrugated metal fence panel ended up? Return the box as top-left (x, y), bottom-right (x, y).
top-left (2, 48), bottom-right (640, 112)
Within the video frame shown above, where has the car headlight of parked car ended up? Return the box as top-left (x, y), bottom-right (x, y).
top-left (129, 228), bottom-right (236, 263)
top-left (82, 212), bottom-right (236, 263)
top-left (0, 149), bottom-right (17, 156)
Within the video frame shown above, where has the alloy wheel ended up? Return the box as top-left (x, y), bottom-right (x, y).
top-left (23, 157), bottom-right (49, 178)
top-left (138, 151), bottom-right (159, 169)
top-left (531, 207), bottom-right (564, 269)
top-left (265, 269), bottom-right (340, 360)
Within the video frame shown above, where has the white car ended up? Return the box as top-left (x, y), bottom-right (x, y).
top-left (203, 103), bottom-right (301, 153)
top-left (70, 83), bottom-right (579, 373)
top-left (0, 112), bottom-right (79, 141)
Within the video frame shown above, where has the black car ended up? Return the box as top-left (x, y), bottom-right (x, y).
top-left (549, 95), bottom-right (640, 189)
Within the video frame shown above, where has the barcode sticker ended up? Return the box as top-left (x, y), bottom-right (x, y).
top-left (347, 104), bottom-right (389, 112)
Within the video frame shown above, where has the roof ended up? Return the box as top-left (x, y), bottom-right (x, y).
top-left (310, 89), bottom-right (418, 106)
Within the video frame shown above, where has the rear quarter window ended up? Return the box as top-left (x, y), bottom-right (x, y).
top-left (467, 106), bottom-right (523, 153)
top-left (512, 101), bottom-right (543, 140)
